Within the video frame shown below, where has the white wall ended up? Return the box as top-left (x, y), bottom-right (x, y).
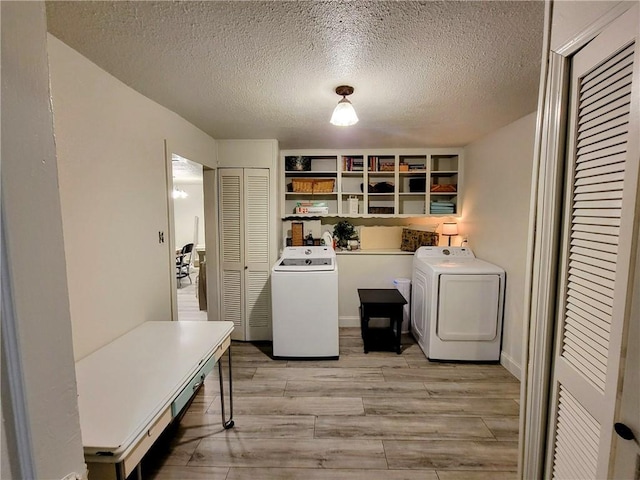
top-left (337, 253), bottom-right (414, 327)
top-left (1, 3), bottom-right (86, 478)
top-left (173, 181), bottom-right (205, 250)
top-left (47, 35), bottom-right (217, 360)
top-left (463, 112), bottom-right (537, 379)
top-left (550, 1), bottom-right (636, 52)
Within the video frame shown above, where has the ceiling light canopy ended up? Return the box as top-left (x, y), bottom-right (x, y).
top-left (330, 85), bottom-right (358, 126)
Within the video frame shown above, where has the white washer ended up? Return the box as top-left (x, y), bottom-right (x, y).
top-left (411, 246), bottom-right (505, 361)
top-left (271, 246), bottom-right (339, 359)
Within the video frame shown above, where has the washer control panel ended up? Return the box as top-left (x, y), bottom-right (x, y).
top-left (415, 246), bottom-right (475, 259)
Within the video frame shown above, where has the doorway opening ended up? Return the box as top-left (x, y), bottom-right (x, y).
top-left (171, 153), bottom-right (207, 321)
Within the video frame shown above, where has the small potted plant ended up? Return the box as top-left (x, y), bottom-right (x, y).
top-left (333, 220), bottom-right (356, 249)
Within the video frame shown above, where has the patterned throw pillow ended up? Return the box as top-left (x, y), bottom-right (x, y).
top-left (400, 229), bottom-right (439, 252)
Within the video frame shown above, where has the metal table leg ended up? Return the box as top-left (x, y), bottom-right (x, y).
top-left (217, 345), bottom-right (234, 429)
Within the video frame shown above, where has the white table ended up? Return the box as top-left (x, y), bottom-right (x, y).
top-left (75, 321), bottom-right (234, 480)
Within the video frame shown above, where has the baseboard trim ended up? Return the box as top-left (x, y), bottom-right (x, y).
top-left (500, 351), bottom-right (522, 381)
top-left (339, 316), bottom-right (361, 327)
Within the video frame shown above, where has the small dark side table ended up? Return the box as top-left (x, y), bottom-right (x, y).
top-left (357, 288), bottom-right (407, 354)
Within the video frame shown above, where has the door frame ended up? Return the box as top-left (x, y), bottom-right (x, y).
top-left (164, 140), bottom-right (219, 321)
top-left (520, 2), bottom-right (638, 478)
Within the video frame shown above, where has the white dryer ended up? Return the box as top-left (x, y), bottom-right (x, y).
top-left (411, 246), bottom-right (505, 361)
top-left (271, 246), bottom-right (339, 359)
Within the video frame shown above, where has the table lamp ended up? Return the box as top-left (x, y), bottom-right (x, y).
top-left (442, 222), bottom-right (458, 246)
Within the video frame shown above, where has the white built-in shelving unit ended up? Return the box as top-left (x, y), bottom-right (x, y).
top-left (280, 149), bottom-right (462, 218)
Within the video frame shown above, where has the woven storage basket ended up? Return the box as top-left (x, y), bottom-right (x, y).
top-left (292, 178), bottom-right (335, 193)
top-left (292, 178), bottom-right (314, 193)
top-left (312, 179), bottom-right (335, 193)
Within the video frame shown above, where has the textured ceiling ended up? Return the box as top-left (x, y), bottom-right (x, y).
top-left (45, 1), bottom-right (545, 149)
top-left (171, 154), bottom-right (203, 182)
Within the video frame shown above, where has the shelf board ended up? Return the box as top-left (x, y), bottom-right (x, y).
top-left (399, 192), bottom-right (426, 196)
top-left (285, 170), bottom-right (337, 176)
top-left (282, 214), bottom-right (333, 219)
top-left (430, 170), bottom-right (458, 175)
top-left (429, 192), bottom-right (458, 196)
top-left (399, 170), bottom-right (427, 175)
top-left (281, 212), bottom-right (458, 220)
top-left (285, 192), bottom-right (337, 197)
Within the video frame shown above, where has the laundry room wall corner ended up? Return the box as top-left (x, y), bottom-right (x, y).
top-left (464, 112), bottom-right (538, 380)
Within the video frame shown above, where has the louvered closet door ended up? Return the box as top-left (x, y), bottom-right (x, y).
top-left (219, 169), bottom-right (245, 340)
top-left (218, 168), bottom-right (272, 341)
top-left (243, 169), bottom-right (271, 341)
top-left (547, 7), bottom-right (639, 479)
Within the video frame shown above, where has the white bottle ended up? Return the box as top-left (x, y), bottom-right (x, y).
top-left (322, 231), bottom-right (334, 249)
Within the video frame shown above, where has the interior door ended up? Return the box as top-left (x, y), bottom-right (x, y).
top-left (244, 168), bottom-right (271, 341)
top-left (218, 168), bottom-right (272, 341)
top-left (546, 6), bottom-right (639, 478)
top-left (219, 168), bottom-right (245, 340)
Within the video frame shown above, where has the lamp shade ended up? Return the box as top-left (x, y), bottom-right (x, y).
top-left (330, 98), bottom-right (359, 126)
top-left (442, 222), bottom-right (458, 236)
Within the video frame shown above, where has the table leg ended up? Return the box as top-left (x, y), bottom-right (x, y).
top-left (217, 346), bottom-right (235, 429)
top-left (395, 315), bottom-right (402, 354)
top-left (362, 320), bottom-right (370, 354)
top-left (394, 307), bottom-right (402, 354)
top-left (360, 305), bottom-right (370, 354)
top-left (115, 462), bottom-right (126, 480)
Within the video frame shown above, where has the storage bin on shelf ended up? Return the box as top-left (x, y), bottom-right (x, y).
top-left (409, 178), bottom-right (426, 192)
top-left (368, 206), bottom-right (394, 214)
top-left (430, 184), bottom-right (457, 193)
top-left (292, 178), bottom-right (335, 194)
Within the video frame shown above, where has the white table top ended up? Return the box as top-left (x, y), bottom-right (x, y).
top-left (75, 321), bottom-right (233, 455)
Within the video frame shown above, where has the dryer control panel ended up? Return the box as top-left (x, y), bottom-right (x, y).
top-left (415, 246), bottom-right (475, 259)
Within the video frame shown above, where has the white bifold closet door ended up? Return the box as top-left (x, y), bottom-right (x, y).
top-left (219, 168), bottom-right (271, 341)
top-left (547, 6), bottom-right (639, 479)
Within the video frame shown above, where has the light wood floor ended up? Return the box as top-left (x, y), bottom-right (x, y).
top-left (177, 267), bottom-right (207, 322)
top-left (143, 328), bottom-right (520, 479)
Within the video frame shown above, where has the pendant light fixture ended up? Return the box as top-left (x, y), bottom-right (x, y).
top-left (330, 85), bottom-right (359, 126)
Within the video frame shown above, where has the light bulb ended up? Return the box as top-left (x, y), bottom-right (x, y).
top-left (330, 98), bottom-right (359, 126)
